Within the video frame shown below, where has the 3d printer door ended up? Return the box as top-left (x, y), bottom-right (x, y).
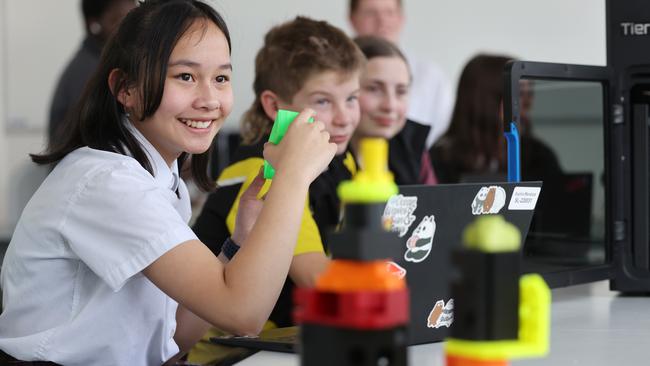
top-left (503, 61), bottom-right (614, 288)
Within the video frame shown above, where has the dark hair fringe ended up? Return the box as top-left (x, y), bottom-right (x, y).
top-left (353, 35), bottom-right (411, 80)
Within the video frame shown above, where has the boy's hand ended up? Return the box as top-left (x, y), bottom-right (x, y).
top-left (263, 108), bottom-right (337, 185)
top-left (231, 168), bottom-right (266, 245)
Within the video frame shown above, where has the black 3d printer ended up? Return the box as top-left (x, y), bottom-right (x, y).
top-left (505, 0), bottom-right (650, 292)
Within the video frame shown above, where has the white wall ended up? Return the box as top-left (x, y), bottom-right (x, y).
top-left (400, 1), bottom-right (606, 84)
top-left (0, 0), bottom-right (607, 235)
top-left (5, 0), bottom-right (83, 131)
top-left (1, 0), bottom-right (83, 237)
top-left (216, 0), bottom-right (607, 130)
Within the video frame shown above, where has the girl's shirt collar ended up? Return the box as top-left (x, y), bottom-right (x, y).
top-left (123, 116), bottom-right (180, 193)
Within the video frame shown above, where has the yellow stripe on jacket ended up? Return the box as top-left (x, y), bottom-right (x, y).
top-left (218, 157), bottom-right (324, 255)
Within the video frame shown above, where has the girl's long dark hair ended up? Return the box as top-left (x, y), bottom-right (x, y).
top-left (32, 0), bottom-right (231, 191)
top-left (434, 54), bottom-right (512, 173)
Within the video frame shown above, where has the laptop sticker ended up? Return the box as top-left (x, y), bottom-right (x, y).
top-left (383, 194), bottom-right (418, 237)
top-left (508, 186), bottom-right (541, 210)
top-left (404, 215), bottom-right (436, 263)
top-left (386, 261), bottom-right (407, 279)
top-left (427, 299), bottom-right (454, 329)
top-left (471, 186), bottom-right (506, 215)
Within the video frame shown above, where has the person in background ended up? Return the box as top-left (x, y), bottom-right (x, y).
top-left (348, 0), bottom-right (454, 147)
top-left (48, 0), bottom-right (136, 143)
top-left (429, 54), bottom-right (563, 184)
top-left (352, 35), bottom-right (435, 185)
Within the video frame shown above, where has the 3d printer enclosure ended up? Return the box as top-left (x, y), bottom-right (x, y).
top-left (504, 0), bottom-right (650, 292)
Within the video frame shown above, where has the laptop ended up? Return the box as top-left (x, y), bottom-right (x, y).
top-left (210, 326), bottom-right (299, 353)
top-left (211, 181), bottom-right (542, 351)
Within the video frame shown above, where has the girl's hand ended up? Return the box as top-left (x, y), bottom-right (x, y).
top-left (231, 168), bottom-right (266, 245)
top-left (263, 108), bottom-right (337, 185)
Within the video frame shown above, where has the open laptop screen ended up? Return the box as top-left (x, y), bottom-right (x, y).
top-left (516, 79), bottom-right (607, 276)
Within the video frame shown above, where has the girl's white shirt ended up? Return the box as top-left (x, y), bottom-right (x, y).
top-left (0, 121), bottom-right (197, 365)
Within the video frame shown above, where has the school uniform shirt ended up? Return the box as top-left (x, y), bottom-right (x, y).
top-left (192, 138), bottom-right (357, 326)
top-left (404, 50), bottom-right (454, 148)
top-left (0, 123), bottom-right (196, 365)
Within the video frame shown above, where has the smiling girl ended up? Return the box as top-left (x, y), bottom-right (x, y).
top-left (0, 1), bottom-right (336, 365)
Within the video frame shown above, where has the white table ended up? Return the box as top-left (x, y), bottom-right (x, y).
top-left (236, 281), bottom-right (650, 365)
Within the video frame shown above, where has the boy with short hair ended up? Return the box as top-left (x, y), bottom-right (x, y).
top-left (193, 16), bottom-right (364, 329)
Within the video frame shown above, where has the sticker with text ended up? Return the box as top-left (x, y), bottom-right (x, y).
top-left (471, 186), bottom-right (506, 215)
top-left (383, 194), bottom-right (418, 237)
top-left (404, 215), bottom-right (436, 263)
top-left (508, 186), bottom-right (541, 210)
top-left (427, 299), bottom-right (454, 328)
top-left (386, 261), bottom-right (407, 280)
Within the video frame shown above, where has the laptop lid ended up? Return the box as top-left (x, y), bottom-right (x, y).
top-left (385, 181), bottom-right (540, 345)
top-left (211, 181), bottom-right (541, 351)
top-left (211, 326), bottom-right (298, 353)
top-left (504, 62), bottom-right (611, 287)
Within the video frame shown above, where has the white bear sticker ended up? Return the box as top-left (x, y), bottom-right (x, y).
top-left (404, 215), bottom-right (436, 263)
top-left (471, 186), bottom-right (506, 215)
top-left (383, 194), bottom-right (418, 237)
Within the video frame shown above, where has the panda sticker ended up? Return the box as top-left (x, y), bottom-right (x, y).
top-left (404, 215), bottom-right (436, 263)
top-left (471, 186), bottom-right (506, 215)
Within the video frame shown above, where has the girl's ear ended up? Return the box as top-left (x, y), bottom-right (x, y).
top-left (259, 90), bottom-right (282, 121)
top-left (108, 68), bottom-right (136, 110)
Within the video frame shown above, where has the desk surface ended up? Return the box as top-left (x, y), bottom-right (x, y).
top-left (236, 281), bottom-right (650, 365)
